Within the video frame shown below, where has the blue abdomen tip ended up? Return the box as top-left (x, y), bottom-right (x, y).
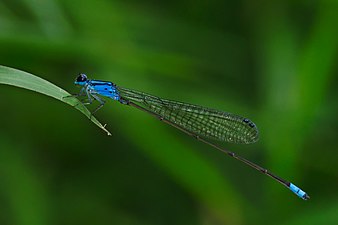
top-left (289, 183), bottom-right (310, 200)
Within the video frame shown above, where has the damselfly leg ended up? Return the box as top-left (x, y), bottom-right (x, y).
top-left (65, 87), bottom-right (106, 119)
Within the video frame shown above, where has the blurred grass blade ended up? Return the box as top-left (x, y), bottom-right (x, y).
top-left (0, 65), bottom-right (111, 135)
top-left (280, 202), bottom-right (338, 225)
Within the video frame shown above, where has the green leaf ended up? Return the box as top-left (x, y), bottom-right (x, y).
top-left (0, 65), bottom-right (111, 135)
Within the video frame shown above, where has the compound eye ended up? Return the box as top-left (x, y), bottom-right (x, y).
top-left (76, 73), bottom-right (87, 82)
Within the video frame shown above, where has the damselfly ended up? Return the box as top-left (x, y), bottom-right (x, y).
top-left (71, 73), bottom-right (309, 200)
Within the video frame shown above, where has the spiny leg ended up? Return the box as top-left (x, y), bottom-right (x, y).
top-left (65, 86), bottom-right (106, 120)
top-left (63, 87), bottom-right (90, 108)
top-left (88, 94), bottom-right (106, 119)
top-left (73, 91), bottom-right (94, 108)
top-left (63, 87), bottom-right (86, 99)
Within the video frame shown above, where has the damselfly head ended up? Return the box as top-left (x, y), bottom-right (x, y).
top-left (75, 73), bottom-right (88, 85)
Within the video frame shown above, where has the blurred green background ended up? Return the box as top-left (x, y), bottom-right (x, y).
top-left (0, 0), bottom-right (337, 225)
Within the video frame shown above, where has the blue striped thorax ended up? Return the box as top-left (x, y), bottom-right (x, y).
top-left (75, 73), bottom-right (120, 101)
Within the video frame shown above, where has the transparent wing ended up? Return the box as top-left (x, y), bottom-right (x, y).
top-left (118, 87), bottom-right (259, 144)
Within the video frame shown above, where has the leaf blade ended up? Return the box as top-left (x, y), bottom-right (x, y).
top-left (0, 65), bottom-right (111, 135)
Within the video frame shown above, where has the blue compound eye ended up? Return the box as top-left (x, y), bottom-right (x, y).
top-left (76, 73), bottom-right (87, 82)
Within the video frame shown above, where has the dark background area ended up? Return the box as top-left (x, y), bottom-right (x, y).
top-left (0, 1), bottom-right (337, 225)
